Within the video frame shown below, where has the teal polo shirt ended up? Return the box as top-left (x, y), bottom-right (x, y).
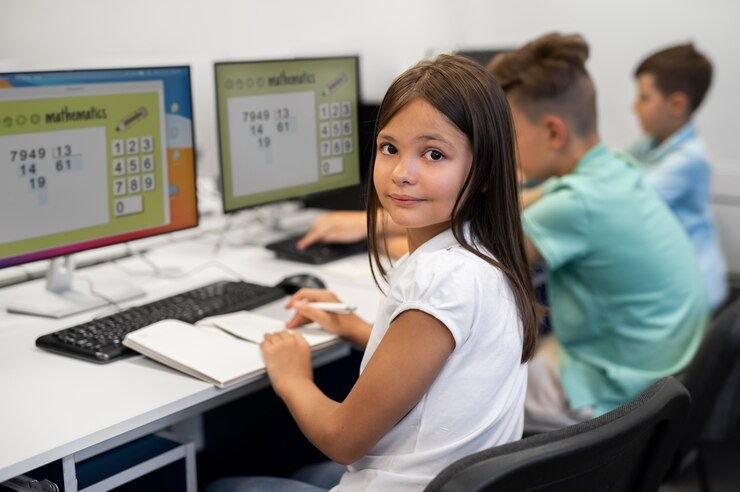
top-left (523, 144), bottom-right (709, 415)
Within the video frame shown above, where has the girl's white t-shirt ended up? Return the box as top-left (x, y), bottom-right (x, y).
top-left (333, 228), bottom-right (528, 491)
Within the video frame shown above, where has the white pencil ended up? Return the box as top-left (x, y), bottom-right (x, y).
top-left (306, 302), bottom-right (357, 314)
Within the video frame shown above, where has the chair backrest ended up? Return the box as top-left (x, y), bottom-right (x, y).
top-left (424, 377), bottom-right (690, 492)
top-left (673, 297), bottom-right (740, 461)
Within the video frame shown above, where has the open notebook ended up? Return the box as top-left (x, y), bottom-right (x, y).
top-left (123, 311), bottom-right (339, 388)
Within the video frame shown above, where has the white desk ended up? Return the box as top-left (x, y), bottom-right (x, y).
top-left (0, 222), bottom-right (381, 488)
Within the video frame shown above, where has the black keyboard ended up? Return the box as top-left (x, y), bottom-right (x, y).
top-left (35, 280), bottom-right (286, 363)
top-left (265, 234), bottom-right (367, 265)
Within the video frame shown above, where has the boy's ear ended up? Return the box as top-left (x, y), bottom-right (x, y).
top-left (668, 91), bottom-right (690, 117)
top-left (543, 115), bottom-right (568, 150)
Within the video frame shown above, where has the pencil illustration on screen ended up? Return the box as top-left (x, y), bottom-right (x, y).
top-left (116, 106), bottom-right (148, 131)
top-left (322, 73), bottom-right (347, 96)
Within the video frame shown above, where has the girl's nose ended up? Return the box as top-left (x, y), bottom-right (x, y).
top-left (391, 155), bottom-right (415, 185)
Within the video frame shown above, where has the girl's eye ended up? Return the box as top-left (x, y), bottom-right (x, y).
top-left (379, 143), bottom-right (397, 155)
top-left (425, 149), bottom-right (444, 161)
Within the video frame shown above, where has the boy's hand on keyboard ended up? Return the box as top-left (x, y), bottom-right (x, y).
top-left (296, 211), bottom-right (367, 249)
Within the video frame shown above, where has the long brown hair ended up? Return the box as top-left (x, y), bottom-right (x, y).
top-left (366, 54), bottom-right (539, 362)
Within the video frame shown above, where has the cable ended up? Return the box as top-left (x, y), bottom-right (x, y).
top-left (74, 276), bottom-right (124, 313)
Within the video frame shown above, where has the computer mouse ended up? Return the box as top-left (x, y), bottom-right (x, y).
top-left (276, 273), bottom-right (327, 294)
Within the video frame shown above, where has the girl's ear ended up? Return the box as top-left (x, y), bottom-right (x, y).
top-left (543, 115), bottom-right (568, 150)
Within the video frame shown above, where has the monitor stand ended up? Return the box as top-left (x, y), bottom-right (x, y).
top-left (6, 255), bottom-right (146, 318)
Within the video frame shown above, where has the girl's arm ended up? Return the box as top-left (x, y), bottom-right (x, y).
top-left (262, 309), bottom-right (455, 465)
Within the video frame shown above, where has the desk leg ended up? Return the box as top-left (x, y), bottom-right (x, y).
top-left (62, 456), bottom-right (76, 491)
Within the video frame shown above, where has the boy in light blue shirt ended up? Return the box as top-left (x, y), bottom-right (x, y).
top-left (627, 43), bottom-right (727, 310)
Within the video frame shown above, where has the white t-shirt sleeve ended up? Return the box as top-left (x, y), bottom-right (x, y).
top-left (387, 247), bottom-right (489, 348)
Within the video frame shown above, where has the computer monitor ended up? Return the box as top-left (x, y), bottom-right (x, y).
top-left (0, 65), bottom-right (198, 317)
top-left (214, 55), bottom-right (362, 216)
top-left (453, 48), bottom-right (511, 68)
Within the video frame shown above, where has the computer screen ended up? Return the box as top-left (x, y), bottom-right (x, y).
top-left (215, 56), bottom-right (362, 214)
top-left (304, 101), bottom-right (378, 211)
top-left (0, 65), bottom-right (198, 316)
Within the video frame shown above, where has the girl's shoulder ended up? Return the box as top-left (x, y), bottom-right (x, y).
top-left (407, 244), bottom-right (505, 288)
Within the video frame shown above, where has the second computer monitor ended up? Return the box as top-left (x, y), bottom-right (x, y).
top-left (215, 56), bottom-right (362, 213)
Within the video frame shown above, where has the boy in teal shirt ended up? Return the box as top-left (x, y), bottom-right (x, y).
top-left (489, 33), bottom-right (709, 428)
top-left (627, 43), bottom-right (727, 310)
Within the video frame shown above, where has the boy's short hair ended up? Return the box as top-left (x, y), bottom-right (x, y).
top-left (487, 32), bottom-right (597, 137)
top-left (634, 43), bottom-right (713, 113)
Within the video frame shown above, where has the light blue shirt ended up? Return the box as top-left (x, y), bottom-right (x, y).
top-left (626, 122), bottom-right (728, 309)
top-left (523, 144), bottom-right (709, 415)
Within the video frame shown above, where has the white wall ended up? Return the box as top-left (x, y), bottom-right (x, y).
top-left (1, 0), bottom-right (738, 271)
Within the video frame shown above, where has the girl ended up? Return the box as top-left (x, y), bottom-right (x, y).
top-left (206, 54), bottom-right (540, 492)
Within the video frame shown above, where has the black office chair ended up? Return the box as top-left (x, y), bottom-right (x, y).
top-left (424, 377), bottom-right (690, 492)
top-left (665, 296), bottom-right (740, 487)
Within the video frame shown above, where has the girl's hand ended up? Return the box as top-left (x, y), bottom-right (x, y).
top-left (284, 288), bottom-right (342, 329)
top-left (285, 288), bottom-right (372, 347)
top-left (261, 331), bottom-right (312, 397)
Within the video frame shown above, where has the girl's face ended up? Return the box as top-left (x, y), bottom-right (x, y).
top-left (374, 98), bottom-right (472, 250)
